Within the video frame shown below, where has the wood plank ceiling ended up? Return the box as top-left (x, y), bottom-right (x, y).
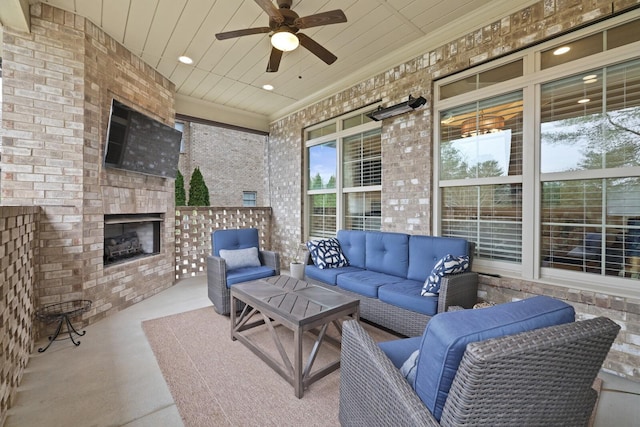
top-left (23, 0), bottom-right (534, 124)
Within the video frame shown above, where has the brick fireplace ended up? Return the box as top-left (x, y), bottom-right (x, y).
top-left (1, 4), bottom-right (177, 326)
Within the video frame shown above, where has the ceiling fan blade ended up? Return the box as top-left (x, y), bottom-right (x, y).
top-left (297, 33), bottom-right (337, 65)
top-left (294, 10), bottom-right (347, 29)
top-left (215, 27), bottom-right (271, 40)
top-left (267, 47), bottom-right (283, 72)
top-left (254, 0), bottom-right (284, 24)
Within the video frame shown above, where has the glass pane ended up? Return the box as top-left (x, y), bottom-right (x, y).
top-left (308, 141), bottom-right (337, 190)
top-left (344, 191), bottom-right (381, 231)
top-left (343, 129), bottom-right (381, 188)
top-left (440, 76), bottom-right (476, 100)
top-left (541, 60), bottom-right (640, 173)
top-left (343, 112), bottom-right (375, 130)
top-left (540, 178), bottom-right (640, 278)
top-left (309, 194), bottom-right (337, 238)
top-left (440, 92), bottom-right (523, 179)
top-left (478, 59), bottom-right (523, 89)
top-left (541, 33), bottom-right (603, 69)
top-left (607, 18), bottom-right (640, 50)
top-left (307, 123), bottom-right (337, 140)
top-left (441, 184), bottom-right (522, 263)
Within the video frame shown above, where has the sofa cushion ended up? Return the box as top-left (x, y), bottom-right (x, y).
top-left (414, 295), bottom-right (575, 421)
top-left (225, 266), bottom-right (277, 286)
top-left (421, 254), bottom-right (470, 296)
top-left (337, 270), bottom-right (402, 298)
top-left (337, 230), bottom-right (367, 268)
top-left (212, 228), bottom-right (260, 256)
top-left (304, 264), bottom-right (364, 286)
top-left (306, 238), bottom-right (349, 269)
top-left (378, 280), bottom-right (439, 316)
top-left (407, 235), bottom-right (469, 282)
top-left (365, 232), bottom-right (409, 278)
top-left (219, 247), bottom-right (261, 270)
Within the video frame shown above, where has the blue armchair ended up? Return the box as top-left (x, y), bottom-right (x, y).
top-left (207, 228), bottom-right (280, 315)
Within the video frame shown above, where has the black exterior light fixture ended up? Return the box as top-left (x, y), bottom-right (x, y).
top-left (366, 95), bottom-right (427, 121)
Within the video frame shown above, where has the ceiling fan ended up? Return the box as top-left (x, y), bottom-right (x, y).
top-left (215, 0), bottom-right (347, 72)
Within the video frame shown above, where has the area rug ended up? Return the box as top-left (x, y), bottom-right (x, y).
top-left (142, 306), bottom-right (397, 426)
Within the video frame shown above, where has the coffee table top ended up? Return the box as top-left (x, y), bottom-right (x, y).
top-left (231, 275), bottom-right (359, 325)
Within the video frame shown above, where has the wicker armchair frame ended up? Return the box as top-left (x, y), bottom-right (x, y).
top-left (206, 250), bottom-right (280, 315)
top-left (339, 316), bottom-right (620, 426)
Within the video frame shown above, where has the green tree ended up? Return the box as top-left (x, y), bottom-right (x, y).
top-left (188, 167), bottom-right (210, 206)
top-left (175, 170), bottom-right (186, 206)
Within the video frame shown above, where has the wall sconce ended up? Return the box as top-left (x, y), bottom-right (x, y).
top-left (460, 115), bottom-right (505, 137)
top-left (366, 95), bottom-right (427, 121)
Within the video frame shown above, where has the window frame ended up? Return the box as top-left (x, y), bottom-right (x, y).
top-left (304, 105), bottom-right (382, 240)
top-left (434, 11), bottom-right (640, 298)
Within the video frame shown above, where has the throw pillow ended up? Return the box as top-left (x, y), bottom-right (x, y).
top-left (306, 238), bottom-right (349, 269)
top-left (400, 350), bottom-right (420, 387)
top-left (219, 247), bottom-right (261, 270)
top-left (421, 254), bottom-right (470, 296)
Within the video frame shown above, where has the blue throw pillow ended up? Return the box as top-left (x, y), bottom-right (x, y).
top-left (306, 238), bottom-right (349, 269)
top-left (421, 254), bottom-right (469, 296)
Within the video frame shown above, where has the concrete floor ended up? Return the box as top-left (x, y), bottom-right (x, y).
top-left (5, 275), bottom-right (640, 427)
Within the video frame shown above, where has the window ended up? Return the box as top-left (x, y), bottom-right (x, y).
top-left (435, 13), bottom-right (640, 293)
top-left (305, 107), bottom-right (382, 239)
top-left (242, 191), bottom-right (257, 207)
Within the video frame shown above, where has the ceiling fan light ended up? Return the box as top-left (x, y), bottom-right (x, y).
top-left (271, 31), bottom-right (299, 52)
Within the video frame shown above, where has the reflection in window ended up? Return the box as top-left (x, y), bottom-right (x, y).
top-left (308, 142), bottom-right (336, 190)
top-left (541, 60), bottom-right (640, 173)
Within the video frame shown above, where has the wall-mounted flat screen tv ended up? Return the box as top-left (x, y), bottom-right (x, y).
top-left (104, 99), bottom-right (182, 178)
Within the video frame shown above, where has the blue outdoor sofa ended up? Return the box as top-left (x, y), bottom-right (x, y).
top-left (304, 230), bottom-right (478, 336)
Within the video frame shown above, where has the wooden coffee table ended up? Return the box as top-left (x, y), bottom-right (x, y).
top-left (230, 275), bottom-right (360, 398)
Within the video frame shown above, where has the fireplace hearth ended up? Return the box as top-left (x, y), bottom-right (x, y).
top-left (104, 214), bottom-right (162, 266)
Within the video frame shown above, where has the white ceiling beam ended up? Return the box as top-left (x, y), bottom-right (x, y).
top-left (0, 0), bottom-right (31, 33)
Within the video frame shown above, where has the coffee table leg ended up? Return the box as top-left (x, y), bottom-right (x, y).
top-left (294, 327), bottom-right (304, 398)
top-left (230, 294), bottom-right (237, 341)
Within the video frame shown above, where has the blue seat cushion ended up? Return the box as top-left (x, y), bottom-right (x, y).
top-left (304, 265), bottom-right (364, 286)
top-left (337, 270), bottom-right (401, 298)
top-left (414, 295), bottom-right (575, 421)
top-left (378, 280), bottom-right (439, 316)
top-left (226, 266), bottom-right (276, 286)
top-left (378, 336), bottom-right (422, 369)
top-left (365, 231), bottom-right (409, 278)
top-left (337, 230), bottom-right (367, 268)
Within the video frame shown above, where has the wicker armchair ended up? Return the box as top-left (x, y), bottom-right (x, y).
top-left (340, 316), bottom-right (620, 426)
top-left (207, 228), bottom-right (280, 315)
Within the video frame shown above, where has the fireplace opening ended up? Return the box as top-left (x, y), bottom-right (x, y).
top-left (104, 214), bottom-right (162, 266)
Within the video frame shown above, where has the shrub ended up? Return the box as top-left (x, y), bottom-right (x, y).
top-left (188, 167), bottom-right (210, 206)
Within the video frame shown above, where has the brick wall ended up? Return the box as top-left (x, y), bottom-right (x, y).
top-left (267, 0), bottom-right (640, 381)
top-left (0, 206), bottom-right (38, 426)
top-left (1, 3), bottom-right (176, 327)
top-left (177, 121), bottom-right (268, 207)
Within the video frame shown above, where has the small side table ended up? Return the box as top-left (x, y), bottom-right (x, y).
top-left (35, 300), bottom-right (92, 353)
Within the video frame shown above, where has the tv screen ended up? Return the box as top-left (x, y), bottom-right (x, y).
top-left (104, 99), bottom-right (182, 178)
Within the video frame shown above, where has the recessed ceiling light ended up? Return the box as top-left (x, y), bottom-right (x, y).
top-left (262, 84), bottom-right (274, 91)
top-left (553, 46), bottom-right (570, 55)
top-left (178, 56), bottom-right (193, 65)
top-left (577, 98), bottom-right (590, 104)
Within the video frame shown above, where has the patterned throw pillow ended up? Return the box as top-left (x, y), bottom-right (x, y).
top-left (306, 238), bottom-right (349, 269)
top-left (421, 254), bottom-right (470, 296)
